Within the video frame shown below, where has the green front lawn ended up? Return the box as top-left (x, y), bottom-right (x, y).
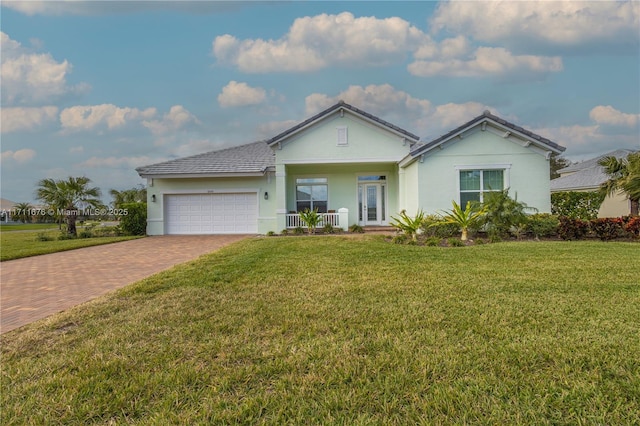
top-left (2, 237), bottom-right (638, 424)
top-left (0, 223), bottom-right (58, 231)
top-left (0, 230), bottom-right (141, 261)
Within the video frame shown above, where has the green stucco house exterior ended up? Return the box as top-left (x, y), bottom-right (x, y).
top-left (136, 101), bottom-right (565, 235)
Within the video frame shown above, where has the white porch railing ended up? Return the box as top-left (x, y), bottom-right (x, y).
top-left (286, 212), bottom-right (340, 229)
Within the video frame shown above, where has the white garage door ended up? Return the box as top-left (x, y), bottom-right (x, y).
top-left (165, 193), bottom-right (258, 234)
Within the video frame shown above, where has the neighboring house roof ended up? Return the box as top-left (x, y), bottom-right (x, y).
top-left (136, 141), bottom-right (274, 178)
top-left (550, 149), bottom-right (637, 191)
top-left (266, 100), bottom-right (420, 146)
top-left (408, 110), bottom-right (565, 159)
top-left (0, 198), bottom-right (16, 210)
top-left (556, 149), bottom-right (634, 175)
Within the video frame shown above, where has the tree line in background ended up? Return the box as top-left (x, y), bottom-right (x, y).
top-left (7, 177), bottom-right (147, 237)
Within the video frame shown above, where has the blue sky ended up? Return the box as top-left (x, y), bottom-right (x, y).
top-left (1, 1), bottom-right (639, 204)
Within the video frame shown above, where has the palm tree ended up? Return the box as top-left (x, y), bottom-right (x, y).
top-left (110, 185), bottom-right (147, 209)
top-left (12, 202), bottom-right (33, 223)
top-left (598, 152), bottom-right (640, 216)
top-left (36, 176), bottom-right (102, 236)
top-left (435, 201), bottom-right (486, 241)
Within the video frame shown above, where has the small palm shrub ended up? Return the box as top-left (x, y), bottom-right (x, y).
top-left (434, 201), bottom-right (486, 241)
top-left (299, 208), bottom-right (322, 234)
top-left (390, 210), bottom-right (426, 242)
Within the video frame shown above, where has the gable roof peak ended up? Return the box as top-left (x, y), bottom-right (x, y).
top-left (266, 101), bottom-right (420, 145)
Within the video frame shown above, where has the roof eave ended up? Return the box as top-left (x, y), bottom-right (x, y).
top-left (136, 171), bottom-right (270, 179)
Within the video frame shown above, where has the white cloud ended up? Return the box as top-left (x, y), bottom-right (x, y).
top-left (589, 105), bottom-right (639, 128)
top-left (60, 104), bottom-right (157, 132)
top-left (306, 84), bottom-right (432, 121)
top-left (257, 120), bottom-right (299, 139)
top-left (142, 105), bottom-right (199, 136)
top-left (1, 148), bottom-right (36, 164)
top-left (428, 102), bottom-right (493, 131)
top-left (1, 32), bottom-right (90, 105)
top-left (218, 81), bottom-right (267, 108)
top-left (213, 12), bottom-right (430, 73)
top-left (304, 84), bottom-right (496, 138)
top-left (535, 106), bottom-right (640, 159)
top-left (409, 47), bottom-right (562, 78)
top-left (169, 139), bottom-right (227, 158)
top-left (1, 106), bottom-right (58, 133)
top-left (431, 1), bottom-right (640, 54)
top-left (69, 146), bottom-right (84, 154)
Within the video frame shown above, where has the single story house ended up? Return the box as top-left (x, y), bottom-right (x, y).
top-left (136, 101), bottom-right (565, 235)
top-left (550, 149), bottom-right (637, 218)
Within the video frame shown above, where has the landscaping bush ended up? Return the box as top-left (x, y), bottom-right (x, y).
top-left (482, 190), bottom-right (534, 239)
top-left (526, 213), bottom-right (560, 239)
top-left (293, 226), bottom-right (305, 235)
top-left (119, 203), bottom-right (147, 236)
top-left (78, 230), bottom-right (93, 239)
top-left (447, 237), bottom-right (465, 247)
top-left (551, 191), bottom-right (604, 220)
top-left (421, 215), bottom-right (459, 238)
top-left (57, 233), bottom-right (76, 240)
top-left (557, 217), bottom-right (590, 240)
top-left (348, 224), bottom-right (364, 233)
top-left (392, 234), bottom-right (409, 244)
top-left (35, 232), bottom-right (53, 242)
top-left (92, 226), bottom-right (122, 237)
top-left (624, 216), bottom-right (640, 238)
top-left (590, 218), bottom-right (626, 241)
top-left (322, 223), bottom-right (336, 234)
top-left (425, 236), bottom-right (441, 246)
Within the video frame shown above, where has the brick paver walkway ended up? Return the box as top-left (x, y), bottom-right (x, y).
top-left (0, 235), bottom-right (249, 333)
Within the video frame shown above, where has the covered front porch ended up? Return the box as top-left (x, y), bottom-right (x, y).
top-left (275, 162), bottom-right (400, 231)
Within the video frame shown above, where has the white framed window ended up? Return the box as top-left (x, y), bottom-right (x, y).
top-left (337, 126), bottom-right (348, 146)
top-left (296, 178), bottom-right (328, 212)
top-left (459, 169), bottom-right (505, 205)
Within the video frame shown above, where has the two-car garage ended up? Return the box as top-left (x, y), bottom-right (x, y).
top-left (164, 193), bottom-right (258, 234)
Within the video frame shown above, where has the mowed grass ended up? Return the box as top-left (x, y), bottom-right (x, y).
top-left (0, 223), bottom-right (58, 231)
top-left (0, 230), bottom-right (141, 261)
top-left (1, 237), bottom-right (638, 424)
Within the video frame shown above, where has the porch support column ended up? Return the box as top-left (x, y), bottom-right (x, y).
top-left (275, 164), bottom-right (287, 232)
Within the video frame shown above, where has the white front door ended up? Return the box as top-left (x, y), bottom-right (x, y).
top-left (359, 183), bottom-right (386, 226)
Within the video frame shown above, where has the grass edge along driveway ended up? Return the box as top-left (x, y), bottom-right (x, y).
top-left (0, 229), bottom-right (141, 261)
top-left (1, 236), bottom-right (638, 424)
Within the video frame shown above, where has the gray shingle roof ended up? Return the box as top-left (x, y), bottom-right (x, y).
top-left (267, 100), bottom-right (420, 145)
top-left (136, 141), bottom-right (274, 177)
top-left (557, 149), bottom-right (634, 174)
top-left (410, 110), bottom-right (565, 157)
top-left (550, 149), bottom-right (637, 191)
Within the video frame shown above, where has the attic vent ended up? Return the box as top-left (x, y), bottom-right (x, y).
top-left (337, 126), bottom-right (348, 146)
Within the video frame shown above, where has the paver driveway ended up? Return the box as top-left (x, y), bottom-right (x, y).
top-left (0, 235), bottom-right (249, 333)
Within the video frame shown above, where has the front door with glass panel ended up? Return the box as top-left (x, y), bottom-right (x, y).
top-left (358, 176), bottom-right (386, 226)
